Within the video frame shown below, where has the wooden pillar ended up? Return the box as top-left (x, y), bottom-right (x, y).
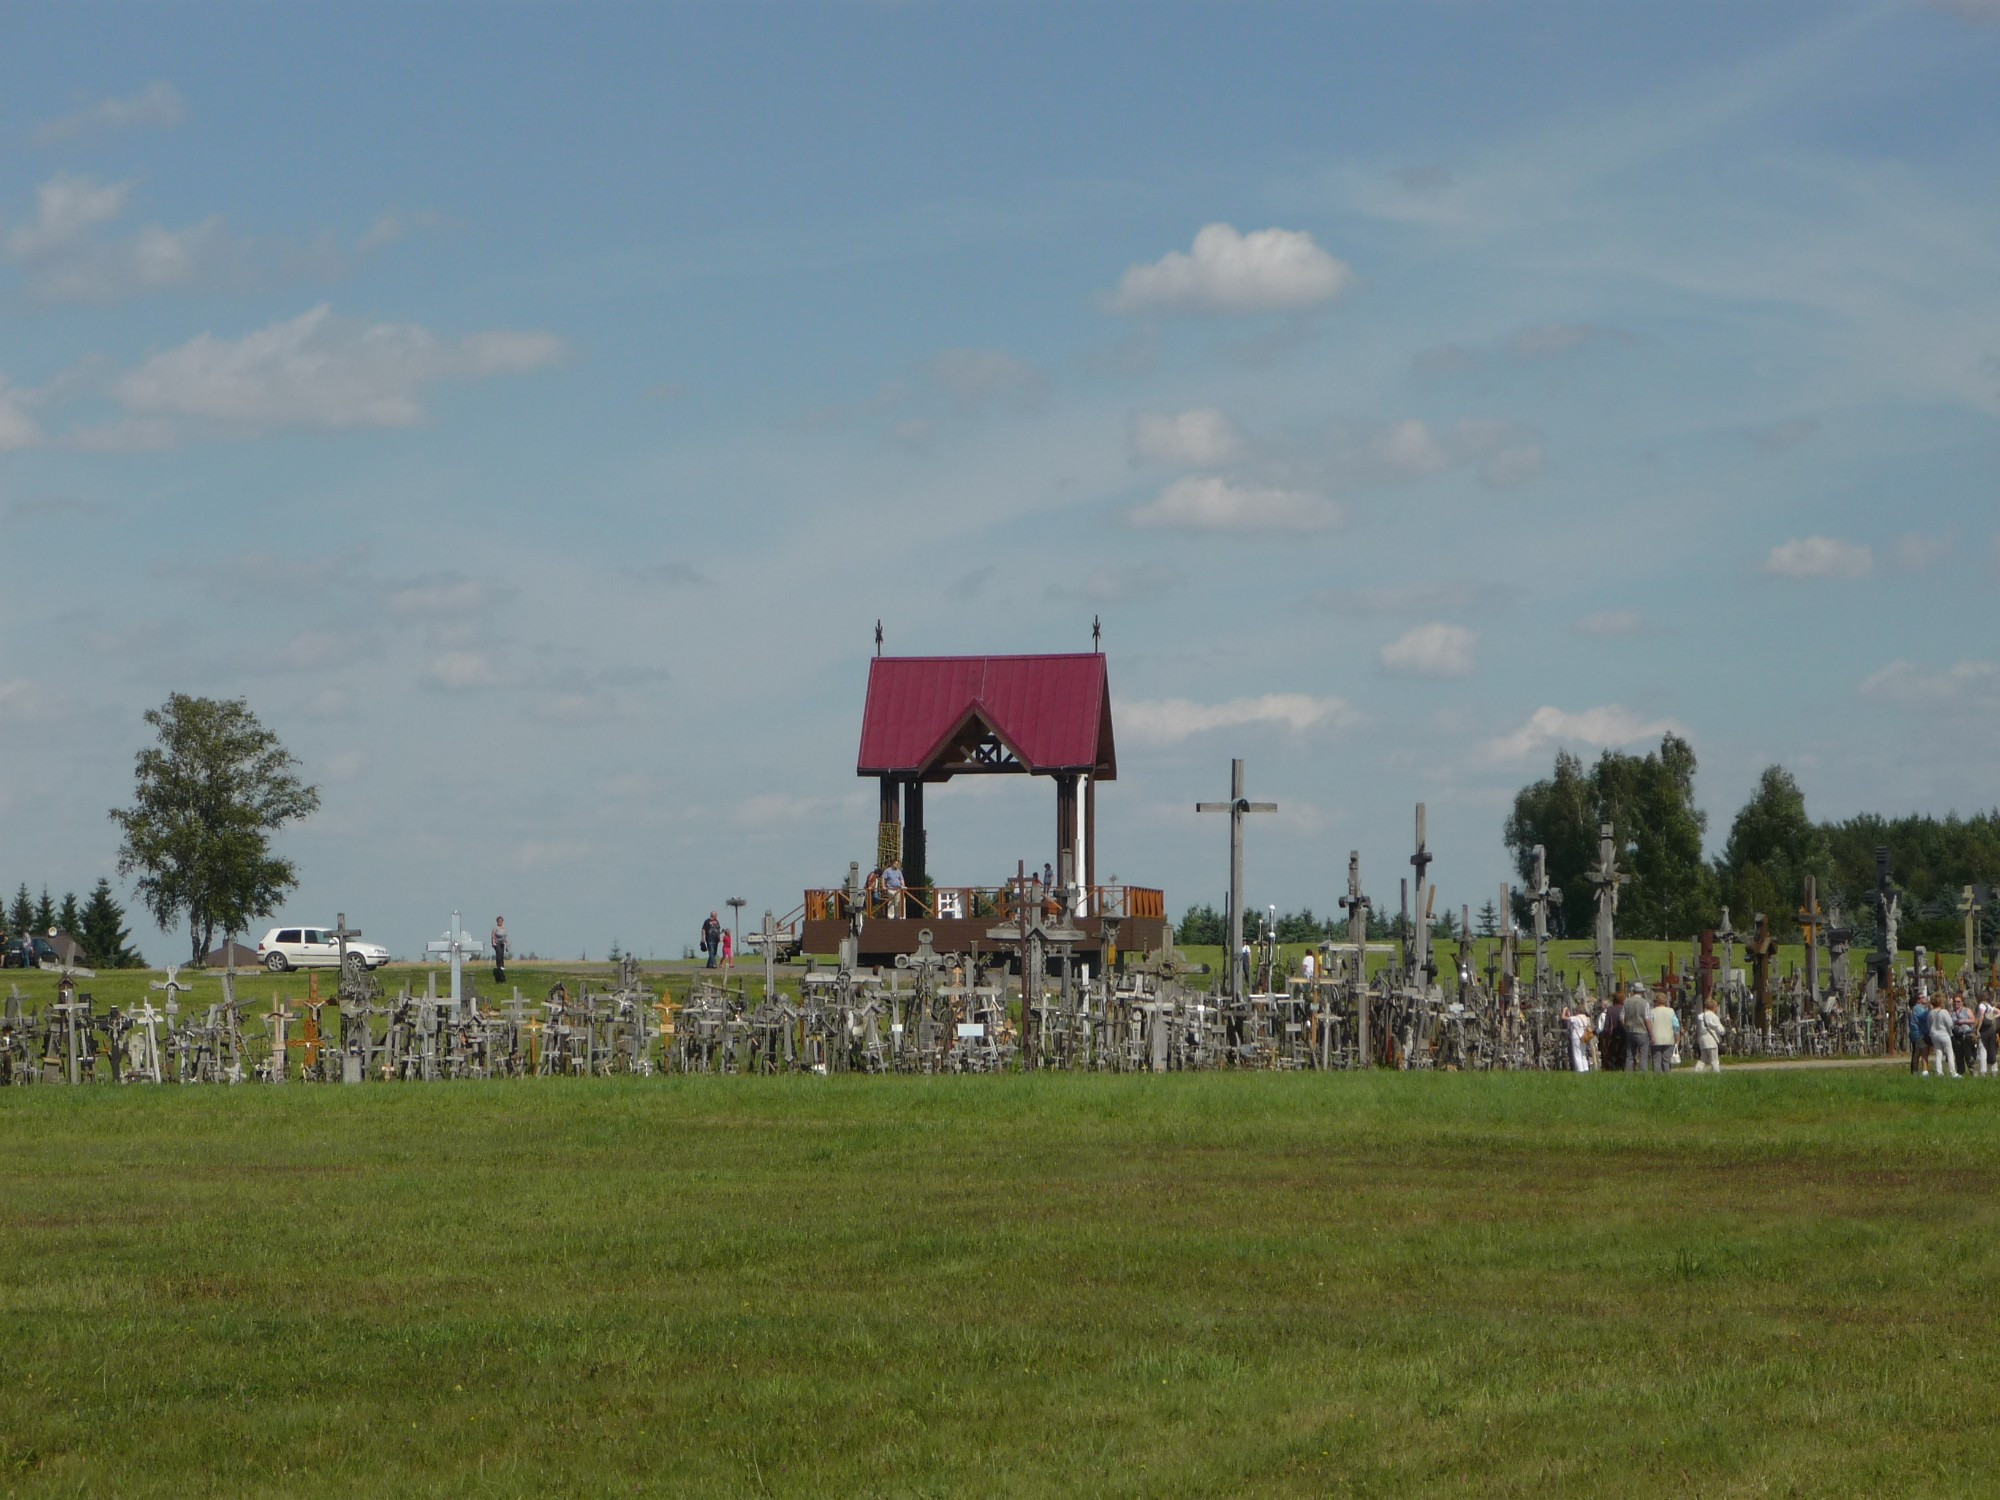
top-left (1054, 775), bottom-right (1078, 884)
top-left (1084, 774), bottom-right (1097, 897)
top-left (904, 779), bottom-right (927, 888)
top-left (877, 775), bottom-right (901, 871)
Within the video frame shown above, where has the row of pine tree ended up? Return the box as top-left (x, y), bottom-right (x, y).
top-left (4, 879), bottom-right (145, 968)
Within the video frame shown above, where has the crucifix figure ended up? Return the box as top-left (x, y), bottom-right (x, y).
top-left (1496, 883), bottom-right (1516, 1001)
top-left (1796, 878), bottom-right (1825, 1005)
top-left (1746, 914), bottom-right (1777, 1032)
top-left (1961, 886), bottom-right (1983, 992)
top-left (1527, 845), bottom-right (1561, 997)
top-left (1195, 759), bottom-right (1277, 1003)
top-left (1870, 846), bottom-right (1896, 995)
top-left (1586, 823), bottom-right (1627, 1002)
top-left (1410, 804), bottom-right (1436, 994)
top-left (1826, 905), bottom-right (1854, 1000)
top-left (758, 909), bottom-right (785, 1004)
top-left (1340, 851), bottom-right (1372, 1067)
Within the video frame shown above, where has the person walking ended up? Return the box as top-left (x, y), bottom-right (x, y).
top-left (1952, 997), bottom-right (1977, 1076)
top-left (1695, 1001), bottom-right (1726, 1072)
top-left (1928, 991), bottom-right (1958, 1078)
top-left (881, 860), bottom-right (906, 919)
top-left (1647, 992), bottom-right (1678, 1074)
top-left (1563, 1002), bottom-right (1592, 1073)
top-left (1979, 995), bottom-right (1998, 1078)
top-left (721, 927), bottom-right (734, 972)
top-left (701, 911), bottom-right (721, 969)
top-left (490, 916), bottom-right (508, 984)
top-left (1623, 985), bottom-right (1651, 1073)
top-left (1909, 992), bottom-right (1929, 1076)
top-left (1595, 994), bottom-right (1622, 1072)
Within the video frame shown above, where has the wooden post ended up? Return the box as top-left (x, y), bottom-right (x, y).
top-left (1084, 774), bottom-right (1097, 901)
top-left (904, 779), bottom-right (926, 888)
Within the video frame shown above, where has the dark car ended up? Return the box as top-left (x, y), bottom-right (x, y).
top-left (1, 935), bottom-right (59, 969)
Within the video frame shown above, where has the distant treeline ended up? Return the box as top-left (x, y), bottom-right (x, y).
top-left (1176, 737), bottom-right (2000, 956)
top-left (4, 879), bottom-right (145, 968)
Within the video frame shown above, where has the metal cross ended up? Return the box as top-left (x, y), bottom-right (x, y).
top-left (1195, 759), bottom-right (1277, 1003)
top-left (1586, 823), bottom-right (1627, 1000)
top-left (333, 912), bottom-right (363, 979)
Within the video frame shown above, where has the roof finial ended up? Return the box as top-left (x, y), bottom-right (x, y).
top-left (874, 619), bottom-right (883, 657)
top-left (1091, 614), bottom-right (1101, 653)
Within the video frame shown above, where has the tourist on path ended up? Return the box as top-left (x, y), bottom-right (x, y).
top-left (1563, 1002), bottom-right (1591, 1073)
top-left (1647, 992), bottom-right (1678, 1073)
top-left (1979, 996), bottom-right (1998, 1077)
top-left (1951, 998), bottom-right (1977, 1076)
top-left (1695, 1001), bottom-right (1726, 1072)
top-left (1908, 993), bottom-right (1928, 1075)
top-left (701, 911), bottom-right (721, 969)
top-left (491, 916), bottom-right (508, 984)
top-left (1622, 986), bottom-right (1651, 1073)
top-left (1596, 994), bottom-right (1622, 1072)
top-left (1928, 992), bottom-right (1957, 1078)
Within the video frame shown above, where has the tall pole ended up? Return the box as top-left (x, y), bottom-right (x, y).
top-left (1195, 759), bottom-right (1275, 1004)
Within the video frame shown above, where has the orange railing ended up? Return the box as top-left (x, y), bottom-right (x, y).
top-left (802, 884), bottom-right (1164, 924)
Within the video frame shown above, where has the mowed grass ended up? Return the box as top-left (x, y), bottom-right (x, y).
top-left (3, 1072), bottom-right (1997, 1498)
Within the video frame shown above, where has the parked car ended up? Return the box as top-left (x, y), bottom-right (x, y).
top-left (1, 935), bottom-right (59, 969)
top-left (254, 925), bottom-right (392, 972)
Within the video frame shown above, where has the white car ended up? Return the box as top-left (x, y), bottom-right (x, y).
top-left (255, 924), bottom-right (392, 972)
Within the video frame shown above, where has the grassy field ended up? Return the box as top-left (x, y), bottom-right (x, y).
top-left (4, 1069), bottom-right (1998, 1497)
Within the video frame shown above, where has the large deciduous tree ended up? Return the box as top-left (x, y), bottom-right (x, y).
top-left (110, 694), bottom-right (321, 966)
top-left (1504, 735), bottom-right (1713, 939)
top-left (1717, 765), bottom-right (1828, 927)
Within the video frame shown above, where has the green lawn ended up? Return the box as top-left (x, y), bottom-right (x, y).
top-left (4, 1071), bottom-right (1996, 1497)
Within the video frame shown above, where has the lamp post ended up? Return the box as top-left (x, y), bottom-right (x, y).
top-left (726, 897), bottom-right (746, 955)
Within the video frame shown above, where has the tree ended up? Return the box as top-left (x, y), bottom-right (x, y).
top-left (1717, 765), bottom-right (1827, 926)
top-left (1176, 903), bottom-right (1225, 946)
top-left (56, 891), bottom-right (82, 938)
top-left (1503, 749), bottom-right (1597, 926)
top-left (8, 884), bottom-right (31, 936)
top-left (110, 694), bottom-right (321, 966)
top-left (31, 887), bottom-right (55, 934)
top-left (1476, 900), bottom-right (1499, 939)
top-left (79, 878), bottom-right (143, 968)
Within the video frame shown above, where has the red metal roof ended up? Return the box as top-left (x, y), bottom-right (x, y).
top-left (857, 654), bottom-right (1116, 779)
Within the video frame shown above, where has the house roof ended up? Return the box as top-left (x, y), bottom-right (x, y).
top-left (857, 654), bottom-right (1116, 780)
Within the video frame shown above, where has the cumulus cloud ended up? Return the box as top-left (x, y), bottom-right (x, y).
top-left (34, 83), bottom-right (186, 143)
top-left (5, 173), bottom-right (130, 259)
top-left (1107, 224), bottom-right (1352, 317)
top-left (1481, 705), bottom-right (1685, 763)
top-left (1572, 609), bottom-right (1649, 638)
top-left (1046, 561), bottom-right (1183, 604)
top-left (3, 172), bottom-right (240, 302)
top-left (1129, 408), bottom-right (1242, 467)
top-left (1119, 693), bottom-right (1353, 746)
top-left (110, 305), bottom-right (565, 433)
top-left (1857, 659), bottom-right (2000, 703)
top-left (1126, 476), bottom-right (1344, 533)
top-left (1380, 622), bottom-right (1477, 678)
top-left (424, 651), bottom-right (505, 691)
top-left (0, 380), bottom-right (40, 452)
top-left (1760, 536), bottom-right (1874, 579)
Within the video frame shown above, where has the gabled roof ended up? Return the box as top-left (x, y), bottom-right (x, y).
top-left (857, 654), bottom-right (1116, 780)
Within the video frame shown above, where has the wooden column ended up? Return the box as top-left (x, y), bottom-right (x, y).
top-left (1084, 774), bottom-right (1097, 897)
top-left (1054, 774), bottom-right (1078, 884)
top-left (877, 775), bottom-right (901, 871)
top-left (904, 778), bottom-right (927, 888)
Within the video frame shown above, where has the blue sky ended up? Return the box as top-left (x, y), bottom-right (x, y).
top-left (3, 1), bottom-right (1997, 960)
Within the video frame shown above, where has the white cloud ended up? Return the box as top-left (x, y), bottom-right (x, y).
top-left (1481, 705), bottom-right (1686, 763)
top-left (35, 83), bottom-right (186, 143)
top-left (1046, 561), bottom-right (1183, 604)
top-left (1380, 622), bottom-right (1477, 678)
top-left (1857, 659), bottom-right (2000, 703)
top-left (1119, 692), bottom-right (1353, 745)
top-left (1129, 408), bottom-right (1242, 467)
top-left (110, 305), bottom-right (566, 433)
top-left (1107, 224), bottom-right (1352, 317)
top-left (5, 173), bottom-right (129, 259)
top-left (1376, 417), bottom-right (1452, 477)
top-left (1125, 475), bottom-right (1345, 532)
top-left (424, 651), bottom-right (504, 691)
top-left (1759, 536), bottom-right (1874, 579)
top-left (1572, 609), bottom-right (1649, 638)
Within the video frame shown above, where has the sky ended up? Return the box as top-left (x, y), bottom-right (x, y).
top-left (2, 1), bottom-right (1998, 962)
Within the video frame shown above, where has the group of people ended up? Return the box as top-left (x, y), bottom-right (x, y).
top-left (1561, 987), bottom-right (1729, 1075)
top-left (1907, 991), bottom-right (1999, 1078)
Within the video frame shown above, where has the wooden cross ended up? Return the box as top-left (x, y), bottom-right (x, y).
top-left (1586, 822), bottom-right (1628, 1000)
top-left (1195, 759), bottom-right (1276, 1003)
top-left (265, 993), bottom-right (294, 1083)
top-left (1409, 805), bottom-right (1436, 992)
top-left (1796, 877), bottom-right (1825, 1002)
top-left (1340, 850), bottom-right (1372, 1066)
top-left (1961, 885), bottom-right (1983, 990)
top-left (1746, 913), bottom-right (1777, 1031)
top-left (758, 909), bottom-right (786, 1003)
top-left (1527, 845), bottom-right (1562, 992)
top-left (332, 913), bottom-right (364, 978)
top-left (1696, 929), bottom-right (1720, 1004)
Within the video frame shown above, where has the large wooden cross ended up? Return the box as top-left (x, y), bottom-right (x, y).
top-left (1746, 913), bottom-right (1777, 1031)
top-left (1586, 823), bottom-right (1628, 1000)
top-left (1696, 929), bottom-right (1720, 1005)
top-left (1340, 850), bottom-right (1372, 1065)
top-left (1796, 878), bottom-right (1825, 1003)
top-left (1195, 759), bottom-right (1276, 1003)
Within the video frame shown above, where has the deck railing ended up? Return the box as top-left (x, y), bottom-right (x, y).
top-left (801, 884), bottom-right (1164, 924)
